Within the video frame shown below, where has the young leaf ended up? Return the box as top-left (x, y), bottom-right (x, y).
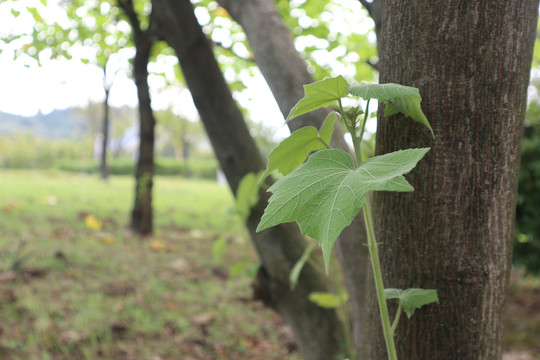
top-left (257, 148), bottom-right (430, 270)
top-left (308, 292), bottom-right (349, 309)
top-left (289, 242), bottom-right (317, 290)
top-left (384, 288), bottom-right (439, 318)
top-left (263, 112), bottom-right (337, 178)
top-left (287, 76), bottom-right (350, 121)
top-left (347, 83), bottom-right (434, 137)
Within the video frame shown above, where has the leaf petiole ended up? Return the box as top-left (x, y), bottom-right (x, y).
top-left (358, 98), bottom-right (370, 151)
top-left (391, 303), bottom-right (403, 334)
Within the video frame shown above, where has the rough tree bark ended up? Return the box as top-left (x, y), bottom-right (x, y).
top-left (368, 2), bottom-right (539, 359)
top-left (152, 0), bottom-right (345, 358)
top-left (118, 0), bottom-right (157, 236)
top-left (216, 0), bottom-right (371, 356)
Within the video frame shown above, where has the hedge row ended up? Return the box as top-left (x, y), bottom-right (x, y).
top-left (56, 157), bottom-right (218, 179)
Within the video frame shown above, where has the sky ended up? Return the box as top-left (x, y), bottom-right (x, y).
top-left (0, 0), bottom-right (376, 140)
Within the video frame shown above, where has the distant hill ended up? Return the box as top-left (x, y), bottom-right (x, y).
top-left (0, 108), bottom-right (91, 139)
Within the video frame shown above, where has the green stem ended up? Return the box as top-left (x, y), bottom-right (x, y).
top-left (307, 251), bottom-right (355, 360)
top-left (330, 257), bottom-right (356, 360)
top-left (358, 99), bottom-right (370, 144)
top-left (351, 101), bottom-right (398, 360)
top-left (363, 199), bottom-right (398, 360)
top-left (306, 257), bottom-right (326, 275)
top-left (339, 293), bottom-right (355, 360)
top-left (318, 136), bottom-right (331, 149)
top-left (391, 303), bottom-right (403, 334)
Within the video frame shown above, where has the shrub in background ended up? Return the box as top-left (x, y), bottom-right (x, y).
top-left (514, 101), bottom-right (540, 275)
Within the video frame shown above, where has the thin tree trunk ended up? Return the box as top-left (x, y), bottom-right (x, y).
top-left (181, 119), bottom-right (192, 178)
top-left (100, 86), bottom-right (110, 180)
top-left (368, 2), bottom-right (538, 359)
top-left (118, 0), bottom-right (157, 236)
top-left (152, 1), bottom-right (345, 358)
top-left (130, 38), bottom-right (155, 236)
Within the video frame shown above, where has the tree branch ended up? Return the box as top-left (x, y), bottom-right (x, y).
top-left (116, 0), bottom-right (142, 40)
top-left (358, 0), bottom-right (373, 13)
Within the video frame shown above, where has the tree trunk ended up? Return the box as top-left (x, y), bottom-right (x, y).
top-left (130, 38), bottom-right (155, 236)
top-left (99, 86), bottom-right (110, 180)
top-left (216, 0), bottom-right (371, 356)
top-left (181, 119), bottom-right (192, 178)
top-left (118, 0), bottom-right (157, 236)
top-left (368, 2), bottom-right (538, 359)
top-left (152, 1), bottom-right (345, 358)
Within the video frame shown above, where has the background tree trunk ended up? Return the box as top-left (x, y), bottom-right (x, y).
top-left (118, 0), bottom-right (157, 236)
top-left (130, 36), bottom-right (155, 236)
top-left (216, 1), bottom-right (371, 355)
top-left (99, 85), bottom-right (110, 180)
top-left (368, 2), bottom-right (538, 359)
top-left (152, 1), bottom-right (345, 358)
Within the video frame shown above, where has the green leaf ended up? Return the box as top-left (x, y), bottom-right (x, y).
top-left (233, 172), bottom-right (262, 220)
top-left (212, 236), bottom-right (227, 264)
top-left (318, 111), bottom-right (338, 144)
top-left (347, 83), bottom-right (419, 102)
top-left (384, 288), bottom-right (439, 318)
top-left (289, 243), bottom-right (317, 290)
top-left (384, 97), bottom-right (433, 137)
top-left (263, 112), bottom-right (337, 178)
top-left (347, 83), bottom-right (434, 137)
top-left (308, 292), bottom-right (348, 309)
top-left (257, 148), bottom-right (430, 270)
top-left (287, 76), bottom-right (350, 121)
top-left (229, 259), bottom-right (249, 277)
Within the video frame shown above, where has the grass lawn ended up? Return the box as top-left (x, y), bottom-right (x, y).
top-left (1, 170), bottom-right (539, 359)
top-left (0, 170), bottom-right (299, 360)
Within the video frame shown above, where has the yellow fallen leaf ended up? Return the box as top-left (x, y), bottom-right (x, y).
top-left (150, 239), bottom-right (176, 252)
top-left (85, 215), bottom-right (102, 231)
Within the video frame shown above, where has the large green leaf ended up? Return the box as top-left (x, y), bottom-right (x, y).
top-left (263, 112), bottom-right (337, 178)
top-left (347, 83), bottom-right (434, 137)
top-left (257, 148), bottom-right (430, 270)
top-left (287, 76), bottom-right (350, 121)
top-left (384, 288), bottom-right (439, 318)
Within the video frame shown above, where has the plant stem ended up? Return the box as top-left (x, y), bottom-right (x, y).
top-left (362, 199), bottom-right (398, 360)
top-left (391, 303), bottom-right (403, 334)
top-left (358, 99), bottom-right (370, 143)
top-left (339, 293), bottom-right (356, 360)
top-left (330, 258), bottom-right (356, 360)
top-left (351, 101), bottom-right (398, 360)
